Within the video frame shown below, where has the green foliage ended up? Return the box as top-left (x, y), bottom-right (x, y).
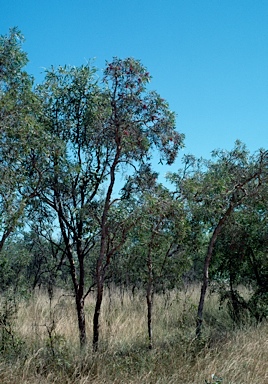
top-left (103, 57), bottom-right (184, 164)
top-left (170, 141), bottom-right (266, 231)
top-left (211, 175), bottom-right (268, 323)
top-left (0, 239), bottom-right (31, 294)
top-left (0, 27), bottom-right (28, 85)
top-left (112, 185), bottom-right (191, 292)
top-left (248, 290), bottom-right (268, 322)
top-left (0, 28), bottom-right (50, 251)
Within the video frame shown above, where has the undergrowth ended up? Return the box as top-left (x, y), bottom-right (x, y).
top-left (0, 286), bottom-right (267, 383)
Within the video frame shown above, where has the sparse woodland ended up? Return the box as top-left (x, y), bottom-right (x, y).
top-left (0, 28), bottom-right (268, 383)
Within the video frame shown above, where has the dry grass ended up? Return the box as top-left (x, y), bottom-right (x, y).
top-left (0, 285), bottom-right (267, 383)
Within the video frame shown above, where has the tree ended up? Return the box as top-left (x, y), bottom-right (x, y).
top-left (35, 57), bottom-right (184, 350)
top-left (211, 179), bottom-right (268, 323)
top-left (169, 142), bottom-right (268, 337)
top-left (120, 185), bottom-right (189, 349)
top-left (0, 28), bottom-right (47, 254)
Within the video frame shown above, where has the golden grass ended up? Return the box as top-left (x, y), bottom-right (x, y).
top-left (0, 285), bottom-right (267, 383)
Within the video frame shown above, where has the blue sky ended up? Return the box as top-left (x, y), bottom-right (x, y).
top-left (1, 0), bottom-right (268, 176)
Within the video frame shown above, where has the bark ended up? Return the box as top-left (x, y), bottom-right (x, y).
top-left (146, 275), bottom-right (153, 350)
top-left (196, 203), bottom-right (234, 338)
top-left (92, 118), bottom-right (121, 351)
top-left (0, 228), bottom-right (12, 253)
top-left (76, 295), bottom-right (87, 347)
top-left (92, 216), bottom-right (107, 352)
top-left (57, 200), bottom-right (87, 349)
top-left (146, 231), bottom-right (155, 349)
top-left (93, 283), bottom-right (103, 351)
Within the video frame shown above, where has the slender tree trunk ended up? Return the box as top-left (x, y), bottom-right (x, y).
top-left (92, 142), bottom-right (121, 352)
top-left (93, 281), bottom-right (103, 352)
top-left (76, 295), bottom-right (87, 348)
top-left (59, 214), bottom-right (87, 349)
top-left (196, 238), bottom-right (214, 338)
top-left (146, 284), bottom-right (153, 350)
top-left (55, 188), bottom-right (88, 348)
top-left (196, 203), bottom-right (234, 338)
top-left (146, 253), bottom-right (153, 349)
top-left (65, 240), bottom-right (87, 349)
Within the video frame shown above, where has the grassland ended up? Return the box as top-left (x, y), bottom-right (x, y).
top-left (0, 285), bottom-right (267, 383)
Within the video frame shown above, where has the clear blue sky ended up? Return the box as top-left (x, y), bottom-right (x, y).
top-left (1, 0), bottom-right (268, 174)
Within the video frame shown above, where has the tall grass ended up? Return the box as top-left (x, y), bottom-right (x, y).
top-left (0, 285), bottom-right (267, 383)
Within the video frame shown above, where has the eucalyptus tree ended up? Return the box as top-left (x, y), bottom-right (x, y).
top-left (118, 184), bottom-right (190, 349)
top-left (0, 28), bottom-right (47, 254)
top-left (35, 58), bottom-right (184, 350)
top-left (212, 180), bottom-right (268, 323)
top-left (169, 142), bottom-right (268, 337)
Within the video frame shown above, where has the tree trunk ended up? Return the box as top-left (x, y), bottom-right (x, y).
top-left (146, 254), bottom-right (153, 349)
top-left (92, 141), bottom-right (121, 352)
top-left (196, 203), bottom-right (234, 338)
top-left (93, 282), bottom-right (103, 352)
top-left (146, 286), bottom-right (153, 350)
top-left (76, 295), bottom-right (87, 348)
top-left (196, 242), bottom-right (213, 338)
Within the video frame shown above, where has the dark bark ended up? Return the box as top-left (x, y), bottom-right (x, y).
top-left (146, 273), bottom-right (153, 350)
top-left (57, 198), bottom-right (88, 348)
top-left (93, 284), bottom-right (103, 351)
top-left (0, 228), bottom-right (13, 253)
top-left (92, 212), bottom-right (107, 351)
top-left (196, 202), bottom-right (234, 338)
top-left (146, 239), bottom-right (154, 350)
top-left (76, 295), bottom-right (87, 347)
top-left (92, 110), bottom-right (121, 351)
